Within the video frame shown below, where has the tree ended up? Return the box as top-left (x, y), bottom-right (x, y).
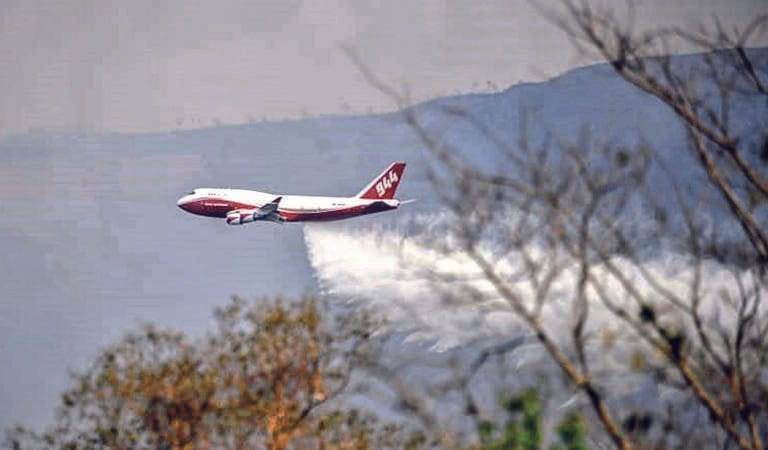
top-left (550, 0), bottom-right (768, 266)
top-left (4, 296), bottom-right (585, 450)
top-left (347, 2), bottom-right (767, 448)
top-left (3, 296), bottom-right (420, 450)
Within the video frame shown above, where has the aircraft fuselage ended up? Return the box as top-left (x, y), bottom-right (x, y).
top-left (177, 189), bottom-right (400, 223)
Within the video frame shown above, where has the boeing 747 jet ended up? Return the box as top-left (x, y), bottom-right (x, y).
top-left (177, 162), bottom-right (407, 225)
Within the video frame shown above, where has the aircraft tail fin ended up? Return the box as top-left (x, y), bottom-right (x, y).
top-left (356, 161), bottom-right (406, 199)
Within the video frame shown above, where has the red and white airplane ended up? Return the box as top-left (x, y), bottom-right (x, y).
top-left (177, 162), bottom-right (407, 224)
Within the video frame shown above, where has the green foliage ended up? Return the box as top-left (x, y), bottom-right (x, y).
top-left (552, 413), bottom-right (589, 450)
top-left (478, 389), bottom-right (589, 450)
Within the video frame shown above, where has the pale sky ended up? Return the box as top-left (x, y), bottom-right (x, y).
top-left (0, 0), bottom-right (765, 134)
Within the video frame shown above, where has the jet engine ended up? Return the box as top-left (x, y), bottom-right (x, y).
top-left (226, 209), bottom-right (256, 225)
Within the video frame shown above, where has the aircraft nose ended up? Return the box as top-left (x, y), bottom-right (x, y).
top-left (177, 195), bottom-right (191, 210)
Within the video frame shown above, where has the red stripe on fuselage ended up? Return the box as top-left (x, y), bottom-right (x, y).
top-left (178, 198), bottom-right (396, 222)
top-left (178, 197), bottom-right (257, 218)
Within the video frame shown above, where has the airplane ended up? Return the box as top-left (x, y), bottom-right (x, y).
top-left (176, 161), bottom-right (407, 225)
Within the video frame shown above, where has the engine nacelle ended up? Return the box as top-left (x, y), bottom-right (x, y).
top-left (226, 209), bottom-right (257, 225)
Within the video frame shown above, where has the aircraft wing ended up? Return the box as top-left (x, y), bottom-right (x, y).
top-left (253, 196), bottom-right (282, 218)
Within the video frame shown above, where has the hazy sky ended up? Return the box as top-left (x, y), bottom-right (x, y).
top-left (0, 0), bottom-right (765, 133)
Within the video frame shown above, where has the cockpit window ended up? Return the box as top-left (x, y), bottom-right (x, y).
top-left (187, 191), bottom-right (196, 195)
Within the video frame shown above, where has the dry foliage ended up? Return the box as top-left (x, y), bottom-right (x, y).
top-left (4, 296), bottom-right (424, 450)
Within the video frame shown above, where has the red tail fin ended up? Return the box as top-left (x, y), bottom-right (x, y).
top-left (356, 162), bottom-right (406, 199)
